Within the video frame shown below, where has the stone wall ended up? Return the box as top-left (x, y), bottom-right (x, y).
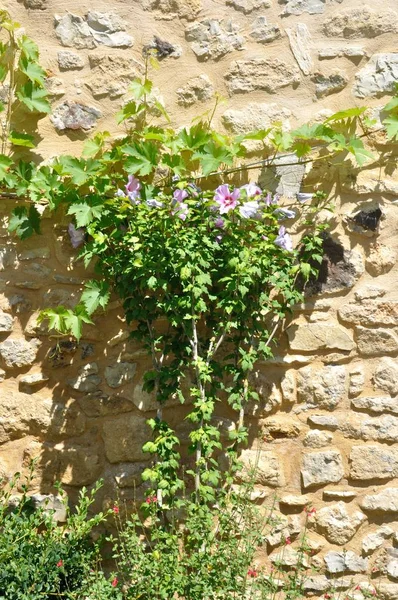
top-left (2, 0), bottom-right (398, 593)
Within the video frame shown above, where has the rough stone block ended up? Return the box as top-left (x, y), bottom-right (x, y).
top-left (0, 338), bottom-right (41, 368)
top-left (102, 414), bottom-right (151, 463)
top-left (350, 444), bottom-right (398, 480)
top-left (356, 326), bottom-right (398, 356)
top-left (287, 323), bottom-right (354, 352)
top-left (297, 365), bottom-right (346, 410)
top-left (360, 488), bottom-right (398, 512)
top-left (315, 502), bottom-right (366, 544)
top-left (225, 58), bottom-right (300, 94)
top-left (301, 450), bottom-right (344, 488)
top-left (238, 449), bottom-right (284, 487)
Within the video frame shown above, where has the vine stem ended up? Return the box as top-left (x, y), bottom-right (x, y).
top-left (192, 317), bottom-right (206, 499)
top-left (2, 28), bottom-right (15, 155)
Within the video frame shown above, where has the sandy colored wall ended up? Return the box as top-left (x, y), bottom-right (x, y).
top-left (1, 0), bottom-right (398, 593)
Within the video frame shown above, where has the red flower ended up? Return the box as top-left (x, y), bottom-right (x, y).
top-left (355, 586), bottom-right (361, 591)
top-left (56, 560), bottom-right (63, 568)
top-left (113, 505), bottom-right (119, 514)
top-left (247, 568), bottom-right (258, 578)
top-left (111, 577), bottom-right (118, 588)
top-left (305, 507), bottom-right (316, 516)
top-left (145, 495), bottom-right (157, 504)
top-left (285, 536), bottom-right (292, 545)
top-left (324, 594), bottom-right (331, 599)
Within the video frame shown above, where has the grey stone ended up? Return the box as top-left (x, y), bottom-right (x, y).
top-left (304, 429), bottom-right (333, 448)
top-left (281, 370), bottom-right (296, 403)
top-left (282, 0), bottom-right (325, 16)
top-left (176, 74), bottom-right (214, 107)
top-left (324, 7), bottom-right (398, 39)
top-left (58, 51), bottom-right (85, 70)
top-left (19, 247), bottom-right (50, 261)
top-left (51, 101), bottom-right (101, 131)
top-left (0, 338), bottom-right (40, 368)
top-left (303, 576), bottom-right (330, 593)
top-left (225, 58), bottom-right (300, 94)
top-left (356, 326), bottom-right (398, 356)
top-left (250, 16), bottom-right (282, 44)
top-left (354, 54), bottom-right (398, 98)
top-left (0, 311), bottom-right (13, 332)
top-left (270, 546), bottom-right (309, 568)
top-left (259, 155), bottom-right (305, 198)
top-left (313, 71), bottom-right (348, 98)
top-left (360, 488), bottom-right (398, 512)
top-left (279, 494), bottom-right (311, 507)
top-left (362, 526), bottom-right (394, 554)
top-left (113, 463), bottom-right (147, 488)
top-left (373, 358), bottom-right (398, 395)
top-left (297, 365), bottom-right (346, 410)
top-left (102, 414), bottom-right (151, 463)
top-left (316, 502), bottom-right (366, 544)
top-left (341, 414), bottom-right (398, 443)
top-left (307, 414), bottom-right (339, 430)
top-left (319, 46), bottom-right (366, 59)
top-left (222, 103), bottom-right (291, 136)
top-left (78, 391), bottom-right (135, 417)
top-left (31, 494), bottom-right (67, 522)
top-left (352, 396), bottom-right (398, 415)
top-left (339, 301), bottom-right (398, 326)
top-left (354, 285), bottom-right (386, 302)
top-left (306, 239), bottom-right (364, 296)
top-left (105, 362), bottom-right (136, 389)
top-left (287, 324), bottom-right (354, 352)
top-left (226, 0), bottom-right (271, 13)
top-left (67, 363), bottom-right (102, 392)
top-left (349, 364), bottom-right (365, 397)
top-left (286, 23), bottom-right (313, 75)
top-left (54, 14), bottom-right (96, 49)
top-left (350, 445), bottom-right (398, 480)
top-left (366, 244), bottom-right (396, 276)
top-left (325, 551), bottom-right (367, 573)
top-left (323, 489), bottom-right (357, 500)
top-left (301, 449), bottom-right (344, 488)
top-left (185, 19), bottom-right (244, 61)
top-left (0, 247), bottom-right (17, 271)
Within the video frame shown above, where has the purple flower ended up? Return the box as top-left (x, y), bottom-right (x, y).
top-left (214, 184), bottom-right (240, 214)
top-left (274, 208), bottom-right (296, 220)
top-left (68, 223), bottom-right (85, 249)
top-left (125, 175), bottom-right (141, 204)
top-left (214, 217), bottom-right (225, 229)
top-left (264, 192), bottom-right (279, 207)
top-left (115, 188), bottom-right (125, 198)
top-left (274, 226), bottom-right (293, 251)
top-left (296, 192), bottom-right (314, 203)
top-left (241, 183), bottom-right (262, 198)
top-left (172, 202), bottom-right (189, 220)
top-left (173, 189), bottom-right (189, 203)
top-left (239, 200), bottom-right (260, 219)
top-left (146, 199), bottom-right (163, 208)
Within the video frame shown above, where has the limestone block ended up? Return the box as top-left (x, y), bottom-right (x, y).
top-left (349, 364), bottom-right (365, 397)
top-left (55, 12), bottom-right (133, 49)
top-left (54, 14), bottom-right (96, 48)
top-left (45, 77), bottom-right (65, 98)
top-left (323, 489), bottom-right (357, 500)
top-left (312, 70), bottom-right (348, 98)
top-left (356, 326), bottom-right (398, 356)
top-left (352, 396), bottom-right (398, 415)
top-left (19, 247), bottom-right (50, 261)
top-left (287, 323), bottom-right (354, 352)
top-left (104, 362), bottom-right (136, 388)
top-left (362, 526), bottom-right (394, 554)
top-left (56, 443), bottom-right (102, 486)
top-left (0, 311), bottom-right (13, 332)
top-left (19, 372), bottom-right (49, 387)
top-left (297, 365), bottom-right (346, 410)
top-left (366, 244), bottom-right (396, 276)
top-left (281, 370), bottom-right (296, 403)
top-left (249, 16), bottom-right (281, 44)
top-left (307, 415), bottom-right (339, 430)
top-left (176, 74), bottom-right (214, 107)
top-left (325, 551), bottom-right (367, 573)
top-left (68, 363), bottom-right (101, 393)
top-left (279, 494), bottom-right (312, 507)
top-left (261, 415), bottom-right (301, 438)
top-left (354, 286), bottom-right (386, 302)
top-left (238, 449), bottom-right (284, 487)
top-left (360, 488), bottom-right (398, 512)
top-left (304, 429), bottom-right (333, 448)
top-left (142, 0), bottom-right (201, 21)
top-left (0, 338), bottom-right (40, 368)
top-left (303, 576), bottom-right (330, 592)
top-left (226, 0), bottom-right (271, 13)
top-left (86, 54), bottom-right (142, 100)
top-left (315, 502), bottom-right (365, 545)
top-left (339, 301), bottom-right (398, 326)
top-left (78, 391), bottom-right (135, 417)
top-left (354, 54), bottom-right (398, 98)
top-left (282, 0), bottom-right (326, 16)
top-left (225, 58), bottom-right (300, 94)
top-left (378, 584), bottom-right (398, 600)
top-left (51, 102), bottom-right (101, 131)
top-left (301, 450), bottom-right (344, 488)
top-left (341, 414), bottom-right (398, 443)
top-left (245, 377), bottom-right (282, 416)
top-left (373, 358), bottom-right (398, 395)
top-left (350, 444), bottom-right (398, 480)
top-left (270, 546), bottom-right (309, 567)
top-left (185, 19), bottom-right (244, 61)
top-left (58, 51), bottom-right (85, 70)
top-left (102, 414), bottom-right (151, 463)
top-left (323, 7), bottom-right (398, 38)
top-left (286, 23), bottom-right (313, 75)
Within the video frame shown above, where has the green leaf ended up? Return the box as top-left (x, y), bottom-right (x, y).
top-left (81, 280), bottom-right (111, 315)
top-left (383, 114), bottom-right (398, 140)
top-left (128, 78), bottom-right (152, 100)
top-left (178, 123), bottom-right (211, 151)
top-left (19, 56), bottom-right (46, 85)
top-left (17, 34), bottom-right (39, 61)
top-left (240, 128), bottom-right (271, 141)
top-left (192, 142), bottom-right (234, 175)
top-left (0, 154), bottom-right (12, 179)
top-left (325, 106), bottom-right (367, 122)
top-left (8, 205), bottom-right (41, 239)
top-left (347, 137), bottom-right (375, 166)
top-left (59, 156), bottom-right (103, 186)
top-left (8, 130), bottom-right (35, 148)
top-left (122, 142), bottom-right (158, 176)
top-left (67, 202), bottom-right (105, 228)
top-left (383, 97), bottom-right (398, 113)
top-left (64, 305), bottom-right (93, 341)
top-left (17, 82), bottom-right (51, 113)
